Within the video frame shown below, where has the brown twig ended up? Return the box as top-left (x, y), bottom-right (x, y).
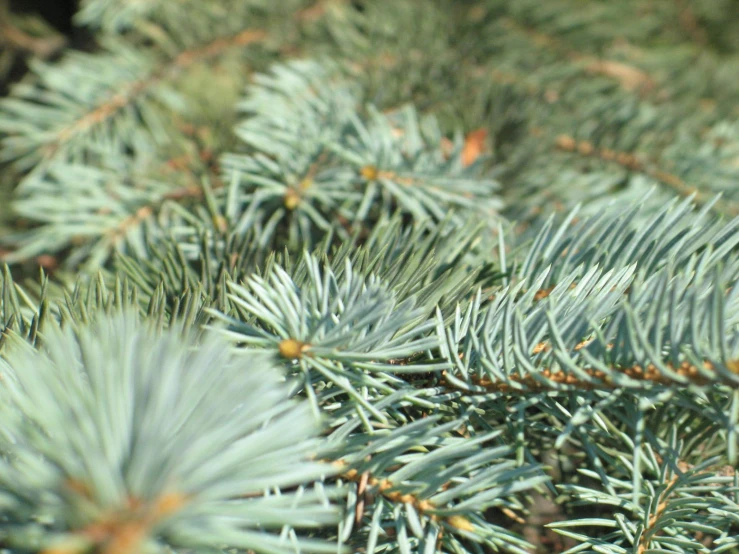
top-left (637, 474), bottom-right (677, 554)
top-left (41, 485), bottom-right (187, 554)
top-left (673, 0), bottom-right (709, 47)
top-left (554, 134), bottom-right (739, 216)
top-left (441, 358), bottom-right (727, 395)
top-left (44, 29), bottom-right (267, 160)
top-left (107, 206), bottom-right (155, 246)
top-left (296, 0), bottom-right (349, 21)
top-left (0, 23), bottom-right (66, 58)
top-left (336, 462), bottom-right (475, 533)
top-left (501, 17), bottom-right (657, 95)
top-left (652, 452), bottom-right (736, 479)
top-left (0, 1), bottom-right (66, 60)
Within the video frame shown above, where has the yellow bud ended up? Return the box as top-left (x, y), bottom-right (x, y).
top-left (153, 491), bottom-right (188, 518)
top-left (279, 339), bottom-right (308, 359)
top-left (446, 514), bottom-right (475, 532)
top-left (284, 189), bottom-right (300, 210)
top-left (213, 216), bottom-right (227, 232)
top-left (360, 165), bottom-right (379, 181)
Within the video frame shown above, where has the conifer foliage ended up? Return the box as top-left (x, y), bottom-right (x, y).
top-left (0, 1), bottom-right (737, 552)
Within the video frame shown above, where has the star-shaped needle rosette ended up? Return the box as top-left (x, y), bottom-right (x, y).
top-left (209, 253), bottom-right (448, 422)
top-left (0, 311), bottom-right (342, 554)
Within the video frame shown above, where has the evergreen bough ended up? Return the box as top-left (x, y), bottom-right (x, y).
top-left (0, 1), bottom-right (737, 552)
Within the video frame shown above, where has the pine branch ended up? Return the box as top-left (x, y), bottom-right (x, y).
top-left (500, 17), bottom-right (658, 95)
top-left (325, 417), bottom-right (547, 553)
top-left (1, 3), bottom-right (738, 552)
top-left (550, 430), bottom-right (738, 552)
top-left (0, 18), bottom-right (66, 59)
top-left (439, 198), bottom-right (739, 396)
top-left (554, 133), bottom-right (739, 217)
top-left (0, 29), bottom-right (266, 171)
top-left (0, 310), bottom-right (342, 553)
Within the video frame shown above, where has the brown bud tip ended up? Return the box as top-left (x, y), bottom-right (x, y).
top-left (447, 514), bottom-right (475, 532)
top-left (577, 141), bottom-right (595, 156)
top-left (600, 148), bottom-right (616, 161)
top-left (461, 128), bottom-right (487, 166)
top-left (555, 135), bottom-right (577, 151)
top-left (279, 338), bottom-right (307, 359)
top-left (213, 216), bottom-right (228, 233)
top-left (284, 189), bottom-right (300, 210)
top-left (154, 492), bottom-right (188, 518)
top-left (360, 165), bottom-right (379, 181)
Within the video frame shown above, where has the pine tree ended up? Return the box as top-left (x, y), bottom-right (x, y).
top-left (0, 1), bottom-right (737, 552)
